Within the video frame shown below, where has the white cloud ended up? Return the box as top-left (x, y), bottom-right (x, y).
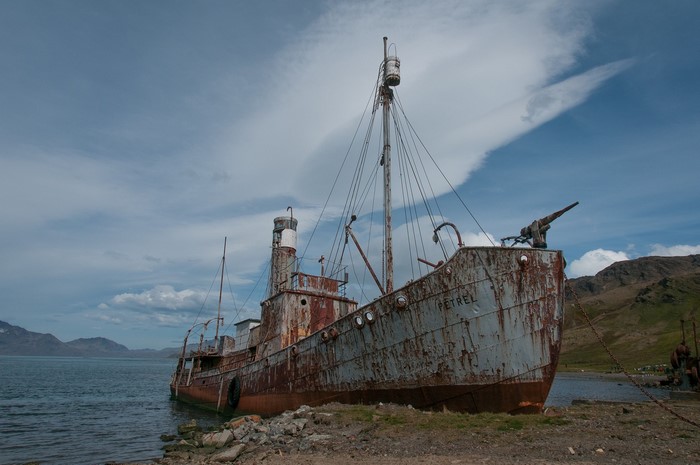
top-left (568, 249), bottom-right (630, 278)
top-left (649, 244), bottom-right (700, 256)
top-left (569, 244), bottom-right (700, 278)
top-left (109, 285), bottom-right (206, 311)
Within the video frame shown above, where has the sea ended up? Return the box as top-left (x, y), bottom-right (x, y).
top-left (0, 356), bottom-right (670, 465)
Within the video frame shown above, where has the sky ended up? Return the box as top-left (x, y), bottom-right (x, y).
top-left (1, 0), bottom-right (699, 349)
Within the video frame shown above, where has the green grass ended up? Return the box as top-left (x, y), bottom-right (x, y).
top-left (325, 405), bottom-right (569, 433)
top-left (562, 270), bottom-right (700, 372)
top-left (496, 418), bottom-right (524, 431)
top-left (561, 299), bottom-right (700, 372)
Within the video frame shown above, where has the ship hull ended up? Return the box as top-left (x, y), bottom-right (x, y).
top-left (171, 246), bottom-right (564, 415)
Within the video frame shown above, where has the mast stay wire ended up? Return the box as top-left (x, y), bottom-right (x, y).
top-left (296, 54), bottom-right (495, 297)
top-left (190, 258), bottom-right (225, 331)
top-left (393, 93), bottom-right (495, 247)
top-left (391, 95), bottom-right (451, 263)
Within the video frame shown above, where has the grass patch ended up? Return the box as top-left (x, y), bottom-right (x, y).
top-left (496, 418), bottom-right (524, 431)
top-left (336, 404), bottom-right (377, 423)
top-left (540, 416), bottom-right (570, 426)
top-left (323, 404), bottom-right (571, 434)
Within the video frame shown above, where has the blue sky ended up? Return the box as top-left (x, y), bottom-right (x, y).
top-left (1, 0), bottom-right (698, 349)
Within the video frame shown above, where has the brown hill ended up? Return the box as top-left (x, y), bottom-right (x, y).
top-left (562, 254), bottom-right (700, 371)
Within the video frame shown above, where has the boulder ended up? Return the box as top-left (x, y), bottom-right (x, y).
top-left (233, 422), bottom-right (253, 440)
top-left (177, 419), bottom-right (200, 435)
top-left (211, 443), bottom-right (245, 462)
top-left (202, 429), bottom-right (234, 448)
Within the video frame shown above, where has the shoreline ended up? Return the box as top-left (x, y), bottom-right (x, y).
top-left (113, 397), bottom-right (700, 465)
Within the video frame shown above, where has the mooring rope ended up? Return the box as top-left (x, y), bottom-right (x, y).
top-left (565, 275), bottom-right (700, 429)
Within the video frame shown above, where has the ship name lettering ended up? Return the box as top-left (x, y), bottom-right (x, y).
top-left (437, 293), bottom-right (476, 310)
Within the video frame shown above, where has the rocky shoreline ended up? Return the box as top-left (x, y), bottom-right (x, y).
top-left (107, 398), bottom-right (700, 465)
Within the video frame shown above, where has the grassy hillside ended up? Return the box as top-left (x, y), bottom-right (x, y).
top-left (561, 267), bottom-right (700, 372)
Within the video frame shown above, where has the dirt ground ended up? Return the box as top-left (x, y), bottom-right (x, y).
top-left (137, 398), bottom-right (700, 465)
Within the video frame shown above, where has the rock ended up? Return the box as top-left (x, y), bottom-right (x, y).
top-left (226, 416), bottom-right (247, 430)
top-left (595, 448), bottom-right (605, 455)
top-left (281, 422), bottom-right (299, 435)
top-left (177, 419), bottom-right (200, 435)
top-left (160, 433), bottom-right (177, 442)
top-left (567, 447), bottom-right (576, 455)
top-left (202, 429), bottom-right (234, 448)
top-left (293, 405), bottom-right (312, 418)
top-left (233, 422), bottom-right (253, 440)
top-left (311, 412), bottom-right (333, 425)
top-left (211, 443), bottom-right (246, 462)
top-left (248, 431), bottom-right (270, 445)
top-left (291, 418), bottom-right (308, 431)
top-left (254, 424), bottom-right (270, 434)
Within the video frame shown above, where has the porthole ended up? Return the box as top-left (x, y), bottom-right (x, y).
top-left (395, 295), bottom-right (408, 309)
top-left (320, 331), bottom-right (330, 342)
top-left (364, 310), bottom-right (376, 324)
top-left (290, 345), bottom-right (299, 357)
top-left (353, 314), bottom-right (365, 328)
top-left (301, 298), bottom-right (307, 305)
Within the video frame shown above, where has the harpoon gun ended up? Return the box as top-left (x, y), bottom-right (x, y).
top-left (501, 201), bottom-right (579, 248)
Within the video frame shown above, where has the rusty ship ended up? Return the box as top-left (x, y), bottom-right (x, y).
top-left (170, 37), bottom-right (575, 415)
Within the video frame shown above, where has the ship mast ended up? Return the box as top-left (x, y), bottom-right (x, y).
top-left (381, 36), bottom-right (399, 294)
top-left (214, 236), bottom-right (226, 349)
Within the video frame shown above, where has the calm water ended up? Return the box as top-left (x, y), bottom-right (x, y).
top-left (0, 357), bottom-right (670, 465)
top-left (0, 356), bottom-right (223, 465)
top-left (547, 372), bottom-right (669, 406)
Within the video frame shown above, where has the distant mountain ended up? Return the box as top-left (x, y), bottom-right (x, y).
top-left (65, 337), bottom-right (130, 353)
top-left (0, 320), bottom-right (80, 356)
top-left (562, 254), bottom-right (700, 371)
top-left (0, 320), bottom-right (178, 357)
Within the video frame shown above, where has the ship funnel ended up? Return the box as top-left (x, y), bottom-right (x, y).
top-left (269, 215), bottom-right (298, 296)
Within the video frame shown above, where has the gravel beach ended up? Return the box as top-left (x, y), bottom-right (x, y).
top-left (116, 397), bottom-right (700, 465)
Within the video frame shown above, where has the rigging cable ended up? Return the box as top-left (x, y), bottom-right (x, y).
top-left (394, 94), bottom-right (495, 247)
top-left (191, 258), bottom-right (226, 331)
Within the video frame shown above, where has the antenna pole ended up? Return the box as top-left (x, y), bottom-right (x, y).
top-left (214, 237), bottom-right (227, 349)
